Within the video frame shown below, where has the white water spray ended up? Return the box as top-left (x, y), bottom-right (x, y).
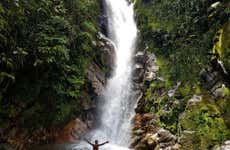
top-left (74, 0), bottom-right (137, 149)
top-left (97, 0), bottom-right (138, 145)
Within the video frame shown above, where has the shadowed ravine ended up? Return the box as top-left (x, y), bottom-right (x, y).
top-left (74, 0), bottom-right (138, 149)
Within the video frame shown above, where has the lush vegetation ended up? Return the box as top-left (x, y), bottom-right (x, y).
top-left (0, 0), bottom-right (229, 149)
top-left (134, 0), bottom-right (229, 83)
top-left (0, 0), bottom-right (102, 127)
top-left (134, 0), bottom-right (230, 148)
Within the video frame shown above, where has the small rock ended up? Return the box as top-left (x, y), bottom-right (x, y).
top-left (211, 1), bottom-right (221, 8)
top-left (134, 64), bottom-right (144, 69)
top-left (172, 143), bottom-right (182, 150)
top-left (148, 65), bottom-right (159, 72)
top-left (146, 133), bottom-right (158, 145)
top-left (157, 77), bottom-right (164, 82)
top-left (167, 82), bottom-right (181, 97)
top-left (183, 130), bottom-right (195, 135)
top-left (92, 40), bottom-right (97, 46)
top-left (145, 72), bottom-right (156, 81)
top-left (157, 129), bottom-right (177, 144)
top-left (213, 84), bottom-right (227, 98)
top-left (133, 129), bottom-right (145, 135)
top-left (98, 41), bottom-right (105, 47)
top-left (187, 95), bottom-right (202, 104)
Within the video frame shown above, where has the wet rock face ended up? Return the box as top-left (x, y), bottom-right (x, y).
top-left (131, 113), bottom-right (159, 150)
top-left (56, 118), bottom-right (88, 144)
top-left (83, 32), bottom-right (115, 130)
top-left (132, 51), bottom-right (158, 85)
top-left (133, 51), bottom-right (164, 114)
top-left (97, 32), bottom-right (116, 77)
top-left (134, 51), bottom-right (148, 65)
top-left (86, 32), bottom-right (115, 96)
top-left (99, 15), bottom-right (108, 36)
top-left (86, 62), bottom-right (106, 96)
top-left (131, 51), bottom-right (180, 150)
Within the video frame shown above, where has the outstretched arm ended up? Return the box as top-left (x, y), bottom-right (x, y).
top-left (84, 138), bottom-right (94, 146)
top-left (98, 141), bottom-right (109, 146)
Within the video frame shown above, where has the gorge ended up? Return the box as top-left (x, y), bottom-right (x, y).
top-left (0, 0), bottom-right (229, 150)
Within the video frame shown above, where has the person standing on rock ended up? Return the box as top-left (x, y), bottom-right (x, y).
top-left (84, 138), bottom-right (109, 150)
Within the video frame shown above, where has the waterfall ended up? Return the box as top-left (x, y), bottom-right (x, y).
top-left (96, 0), bottom-right (138, 145)
top-left (74, 0), bottom-right (137, 149)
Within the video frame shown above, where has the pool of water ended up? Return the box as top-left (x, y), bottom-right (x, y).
top-left (32, 142), bottom-right (132, 150)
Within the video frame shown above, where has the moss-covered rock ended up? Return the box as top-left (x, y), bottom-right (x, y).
top-left (134, 0), bottom-right (230, 149)
top-left (179, 95), bottom-right (229, 149)
top-left (216, 86), bottom-right (230, 128)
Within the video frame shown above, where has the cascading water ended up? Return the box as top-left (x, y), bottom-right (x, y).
top-left (74, 0), bottom-right (138, 149)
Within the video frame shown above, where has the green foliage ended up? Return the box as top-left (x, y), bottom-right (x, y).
top-left (216, 87), bottom-right (230, 128)
top-left (180, 98), bottom-right (230, 149)
top-left (0, 0), bottom-right (102, 127)
top-left (134, 0), bottom-right (229, 82)
top-left (135, 0), bottom-right (230, 148)
top-left (143, 80), bottom-right (190, 133)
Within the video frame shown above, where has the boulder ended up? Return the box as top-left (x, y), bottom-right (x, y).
top-left (210, 1), bottom-right (221, 9)
top-left (56, 118), bottom-right (88, 144)
top-left (157, 129), bottom-right (176, 145)
top-left (167, 82), bottom-right (181, 97)
top-left (145, 133), bottom-right (158, 146)
top-left (212, 84), bottom-right (227, 98)
top-left (187, 95), bottom-right (202, 105)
